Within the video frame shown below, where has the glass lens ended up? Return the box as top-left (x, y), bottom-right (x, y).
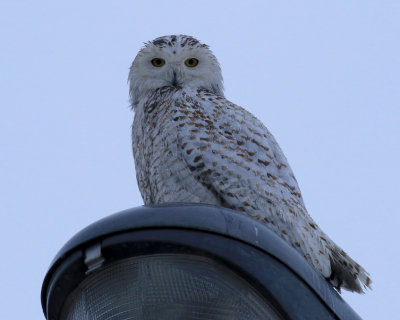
top-left (61, 254), bottom-right (282, 320)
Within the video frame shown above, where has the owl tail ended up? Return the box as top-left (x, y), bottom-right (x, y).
top-left (328, 246), bottom-right (372, 293)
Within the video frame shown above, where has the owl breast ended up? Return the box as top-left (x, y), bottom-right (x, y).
top-left (132, 87), bottom-right (221, 205)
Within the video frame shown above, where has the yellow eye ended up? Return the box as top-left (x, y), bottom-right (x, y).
top-left (184, 58), bottom-right (199, 67)
top-left (151, 58), bottom-right (165, 67)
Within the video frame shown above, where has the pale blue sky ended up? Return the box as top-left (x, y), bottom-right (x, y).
top-left (1, 1), bottom-right (399, 319)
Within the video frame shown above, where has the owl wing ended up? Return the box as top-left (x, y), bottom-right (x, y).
top-left (172, 89), bottom-right (332, 278)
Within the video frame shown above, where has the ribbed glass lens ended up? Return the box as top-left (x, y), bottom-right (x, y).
top-left (61, 254), bottom-right (282, 320)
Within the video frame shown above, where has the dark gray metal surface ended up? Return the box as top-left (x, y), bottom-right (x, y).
top-left (42, 204), bottom-right (362, 320)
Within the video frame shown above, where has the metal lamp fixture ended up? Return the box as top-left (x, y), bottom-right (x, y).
top-left (41, 204), bottom-right (362, 320)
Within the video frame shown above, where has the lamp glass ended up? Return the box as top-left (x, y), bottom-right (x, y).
top-left (61, 253), bottom-right (282, 320)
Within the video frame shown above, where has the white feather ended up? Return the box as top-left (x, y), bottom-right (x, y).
top-left (130, 35), bottom-right (371, 293)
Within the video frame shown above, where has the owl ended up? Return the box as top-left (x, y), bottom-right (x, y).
top-left (128, 35), bottom-right (371, 293)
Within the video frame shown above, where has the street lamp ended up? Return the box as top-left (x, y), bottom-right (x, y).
top-left (41, 204), bottom-right (362, 320)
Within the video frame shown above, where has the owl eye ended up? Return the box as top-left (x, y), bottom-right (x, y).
top-left (184, 58), bottom-right (199, 67)
top-left (151, 58), bottom-right (165, 67)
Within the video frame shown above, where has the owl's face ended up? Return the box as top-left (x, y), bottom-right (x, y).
top-left (129, 35), bottom-right (224, 109)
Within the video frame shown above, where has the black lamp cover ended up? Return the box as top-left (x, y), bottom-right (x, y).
top-left (41, 204), bottom-right (362, 320)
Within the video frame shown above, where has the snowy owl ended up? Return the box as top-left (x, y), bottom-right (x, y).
top-left (129, 35), bottom-right (371, 293)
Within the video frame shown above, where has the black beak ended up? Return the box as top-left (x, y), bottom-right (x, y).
top-left (171, 70), bottom-right (178, 86)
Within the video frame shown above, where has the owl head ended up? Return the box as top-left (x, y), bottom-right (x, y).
top-left (129, 35), bottom-right (224, 109)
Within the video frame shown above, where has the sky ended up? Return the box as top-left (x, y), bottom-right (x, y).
top-left (1, 1), bottom-right (399, 319)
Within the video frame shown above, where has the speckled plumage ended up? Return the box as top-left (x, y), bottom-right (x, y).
top-left (129, 35), bottom-right (371, 293)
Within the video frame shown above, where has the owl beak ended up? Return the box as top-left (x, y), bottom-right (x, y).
top-left (171, 70), bottom-right (178, 87)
